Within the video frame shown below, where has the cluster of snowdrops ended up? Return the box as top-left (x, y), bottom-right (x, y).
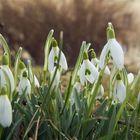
top-left (0, 22), bottom-right (140, 139)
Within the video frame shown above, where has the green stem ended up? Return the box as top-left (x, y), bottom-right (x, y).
top-left (43, 29), bottom-right (54, 84)
top-left (27, 60), bottom-right (34, 91)
top-left (0, 34), bottom-right (11, 66)
top-left (86, 71), bottom-right (104, 118)
top-left (86, 52), bottom-right (109, 118)
top-left (14, 47), bottom-right (22, 88)
top-left (71, 42), bottom-right (90, 85)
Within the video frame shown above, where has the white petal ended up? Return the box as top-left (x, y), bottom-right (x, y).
top-left (0, 68), bottom-right (6, 88)
top-left (86, 74), bottom-right (95, 84)
top-left (99, 43), bottom-right (109, 69)
top-left (48, 48), bottom-right (55, 72)
top-left (91, 58), bottom-right (99, 66)
top-left (54, 46), bottom-right (59, 56)
top-left (109, 39), bottom-right (124, 69)
top-left (34, 75), bottom-right (40, 88)
top-left (18, 77), bottom-right (31, 95)
top-left (127, 73), bottom-right (134, 84)
top-left (2, 65), bottom-right (15, 93)
top-left (50, 67), bottom-right (61, 88)
top-left (86, 60), bottom-right (99, 80)
top-left (116, 80), bottom-right (126, 103)
top-left (0, 95), bottom-right (12, 127)
top-left (59, 51), bottom-right (68, 70)
top-left (104, 66), bottom-right (110, 75)
top-left (79, 62), bottom-right (86, 85)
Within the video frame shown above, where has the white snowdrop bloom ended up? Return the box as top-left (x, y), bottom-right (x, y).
top-left (96, 85), bottom-right (104, 99)
top-left (0, 53), bottom-right (14, 93)
top-left (48, 39), bottom-right (68, 72)
top-left (50, 67), bottom-right (61, 89)
top-left (127, 73), bottom-right (134, 84)
top-left (113, 80), bottom-right (126, 103)
top-left (79, 59), bottom-right (99, 85)
top-left (99, 39), bottom-right (124, 70)
top-left (34, 75), bottom-right (40, 88)
top-left (18, 72), bottom-right (31, 96)
top-left (1, 65), bottom-right (15, 93)
top-left (91, 58), bottom-right (110, 75)
top-left (0, 95), bottom-right (12, 127)
top-left (99, 25), bottom-right (124, 70)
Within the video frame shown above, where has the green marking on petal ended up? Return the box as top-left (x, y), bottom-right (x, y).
top-left (116, 74), bottom-right (121, 80)
top-left (54, 56), bottom-right (58, 62)
top-left (0, 86), bottom-right (7, 95)
top-left (22, 71), bottom-right (28, 78)
top-left (85, 69), bottom-right (91, 75)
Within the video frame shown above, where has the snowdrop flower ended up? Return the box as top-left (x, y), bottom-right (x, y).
top-left (18, 71), bottom-right (31, 96)
top-left (96, 84), bottom-right (104, 99)
top-left (113, 75), bottom-right (126, 103)
top-left (50, 66), bottom-right (61, 89)
top-left (34, 75), bottom-right (40, 88)
top-left (91, 50), bottom-right (110, 75)
top-left (127, 73), bottom-right (134, 84)
top-left (99, 23), bottom-right (124, 70)
top-left (0, 88), bottom-right (12, 127)
top-left (48, 39), bottom-right (68, 72)
top-left (1, 65), bottom-right (15, 93)
top-left (79, 52), bottom-right (99, 85)
top-left (0, 54), bottom-right (15, 94)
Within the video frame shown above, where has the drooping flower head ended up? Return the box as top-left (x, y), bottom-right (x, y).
top-left (113, 74), bottom-right (126, 103)
top-left (0, 53), bottom-right (15, 98)
top-left (99, 22), bottom-right (124, 70)
top-left (18, 70), bottom-right (31, 96)
top-left (48, 38), bottom-right (68, 72)
top-left (79, 52), bottom-right (99, 85)
top-left (0, 87), bottom-right (12, 127)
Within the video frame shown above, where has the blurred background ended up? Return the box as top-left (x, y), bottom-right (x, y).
top-left (0, 0), bottom-right (140, 72)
